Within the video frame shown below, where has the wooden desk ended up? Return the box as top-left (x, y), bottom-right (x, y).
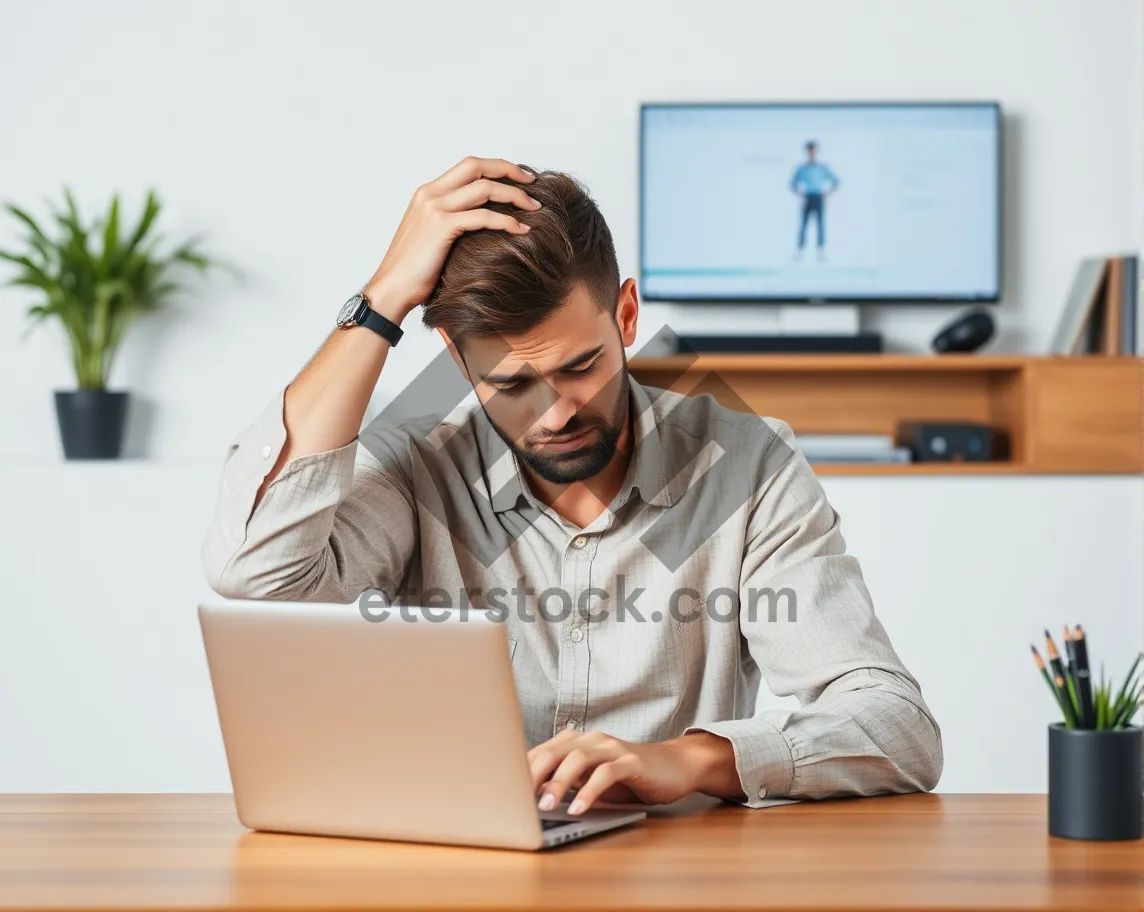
top-left (1, 793), bottom-right (1142, 910)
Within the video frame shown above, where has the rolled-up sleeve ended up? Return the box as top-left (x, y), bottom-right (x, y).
top-left (200, 387), bottom-right (417, 603)
top-left (687, 420), bottom-right (943, 806)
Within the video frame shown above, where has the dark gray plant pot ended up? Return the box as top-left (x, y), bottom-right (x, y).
top-left (1048, 723), bottom-right (1143, 840)
top-left (53, 389), bottom-right (129, 460)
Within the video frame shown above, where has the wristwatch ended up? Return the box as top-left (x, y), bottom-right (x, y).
top-left (336, 291), bottom-right (404, 347)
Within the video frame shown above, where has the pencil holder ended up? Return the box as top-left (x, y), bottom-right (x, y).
top-left (1048, 723), bottom-right (1143, 840)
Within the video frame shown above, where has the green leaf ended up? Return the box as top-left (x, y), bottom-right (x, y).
top-left (1065, 674), bottom-right (1081, 723)
top-left (1112, 653), bottom-right (1142, 714)
top-left (26, 304), bottom-right (53, 317)
top-left (1112, 673), bottom-right (1142, 728)
top-left (121, 190), bottom-right (161, 260)
top-left (0, 250), bottom-right (40, 271)
top-left (100, 193), bottom-right (121, 277)
top-left (4, 203), bottom-right (50, 242)
top-left (169, 233), bottom-right (209, 266)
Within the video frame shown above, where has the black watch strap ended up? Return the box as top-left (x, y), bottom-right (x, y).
top-left (355, 297), bottom-right (404, 347)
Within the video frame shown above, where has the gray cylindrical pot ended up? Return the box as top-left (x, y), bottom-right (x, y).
top-left (1048, 723), bottom-right (1143, 840)
top-left (53, 390), bottom-right (129, 460)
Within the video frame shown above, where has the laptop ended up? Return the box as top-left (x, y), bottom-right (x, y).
top-left (197, 599), bottom-right (647, 850)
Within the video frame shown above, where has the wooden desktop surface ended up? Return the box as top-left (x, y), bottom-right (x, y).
top-left (2, 793), bottom-right (1142, 911)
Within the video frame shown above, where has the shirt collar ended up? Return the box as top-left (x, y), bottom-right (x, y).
top-left (477, 377), bottom-right (673, 514)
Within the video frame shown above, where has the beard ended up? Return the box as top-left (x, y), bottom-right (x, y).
top-left (487, 368), bottom-right (630, 486)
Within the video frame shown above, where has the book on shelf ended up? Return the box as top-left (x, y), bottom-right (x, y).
top-left (1123, 254), bottom-right (1139, 355)
top-left (1053, 253), bottom-right (1141, 355)
top-left (804, 446), bottom-right (913, 465)
top-left (1051, 257), bottom-right (1107, 355)
top-left (796, 433), bottom-right (912, 464)
top-left (795, 433), bottom-right (896, 456)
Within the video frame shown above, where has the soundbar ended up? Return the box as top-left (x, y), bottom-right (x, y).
top-left (675, 333), bottom-right (885, 354)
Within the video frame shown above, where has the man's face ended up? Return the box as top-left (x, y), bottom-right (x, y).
top-left (457, 281), bottom-right (638, 485)
top-left (807, 144), bottom-right (817, 160)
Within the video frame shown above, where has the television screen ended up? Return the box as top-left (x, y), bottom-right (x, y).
top-left (640, 102), bottom-right (1001, 303)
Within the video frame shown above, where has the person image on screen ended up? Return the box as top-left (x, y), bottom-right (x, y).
top-left (790, 140), bottom-right (839, 261)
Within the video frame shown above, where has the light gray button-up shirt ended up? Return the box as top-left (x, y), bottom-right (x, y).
top-left (201, 378), bottom-right (943, 806)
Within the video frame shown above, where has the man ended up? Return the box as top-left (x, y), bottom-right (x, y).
top-left (790, 140), bottom-right (839, 260)
top-left (201, 157), bottom-right (941, 816)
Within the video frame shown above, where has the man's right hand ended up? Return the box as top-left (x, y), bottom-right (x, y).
top-left (363, 157), bottom-right (541, 323)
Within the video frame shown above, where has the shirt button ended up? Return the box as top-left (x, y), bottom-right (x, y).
top-left (571, 535), bottom-right (587, 549)
top-left (565, 719), bottom-right (579, 730)
top-left (569, 627), bottom-right (584, 643)
top-left (260, 444), bottom-right (272, 459)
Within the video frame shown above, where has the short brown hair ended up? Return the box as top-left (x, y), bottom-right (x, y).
top-left (421, 166), bottom-right (620, 341)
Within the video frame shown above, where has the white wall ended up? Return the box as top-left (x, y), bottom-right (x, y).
top-left (0, 0), bottom-right (1141, 794)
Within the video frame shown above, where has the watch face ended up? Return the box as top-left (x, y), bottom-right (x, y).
top-left (337, 294), bottom-right (362, 326)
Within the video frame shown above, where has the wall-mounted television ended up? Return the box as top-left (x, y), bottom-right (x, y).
top-left (640, 101), bottom-right (1002, 304)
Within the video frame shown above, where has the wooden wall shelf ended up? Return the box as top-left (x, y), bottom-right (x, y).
top-left (628, 355), bottom-right (1144, 476)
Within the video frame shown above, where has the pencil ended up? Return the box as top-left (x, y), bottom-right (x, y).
top-left (1031, 645), bottom-right (1070, 723)
top-left (1063, 626), bottom-right (1084, 726)
top-left (1063, 626), bottom-right (1077, 679)
top-left (1045, 630), bottom-right (1079, 727)
top-left (1072, 624), bottom-right (1096, 728)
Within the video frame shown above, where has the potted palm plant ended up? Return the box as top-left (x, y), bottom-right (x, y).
top-left (0, 188), bottom-right (225, 458)
top-left (1033, 627), bottom-right (1143, 840)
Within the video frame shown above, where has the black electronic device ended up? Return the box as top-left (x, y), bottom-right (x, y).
top-left (897, 421), bottom-right (1008, 462)
top-left (675, 333), bottom-right (884, 354)
top-left (931, 308), bottom-right (996, 353)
